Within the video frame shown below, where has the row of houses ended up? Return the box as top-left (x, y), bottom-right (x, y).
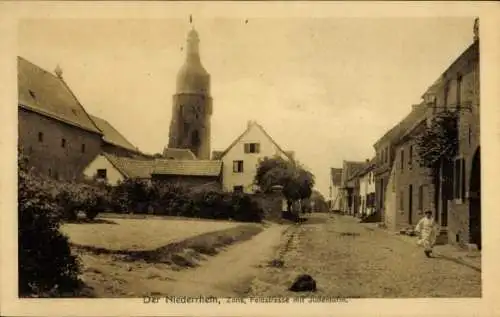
top-left (329, 20), bottom-right (481, 249)
top-left (18, 56), bottom-right (294, 194)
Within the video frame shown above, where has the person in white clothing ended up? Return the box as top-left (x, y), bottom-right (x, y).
top-left (415, 210), bottom-right (440, 257)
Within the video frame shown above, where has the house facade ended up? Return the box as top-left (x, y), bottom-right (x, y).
top-left (338, 160), bottom-right (365, 215)
top-left (214, 121), bottom-right (294, 194)
top-left (358, 159), bottom-right (376, 217)
top-left (329, 168), bottom-right (342, 211)
top-left (18, 56), bottom-right (103, 181)
top-left (429, 31), bottom-right (480, 248)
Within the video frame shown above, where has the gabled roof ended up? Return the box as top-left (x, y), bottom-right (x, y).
top-left (330, 168), bottom-right (342, 186)
top-left (215, 121), bottom-right (294, 161)
top-left (17, 56), bottom-right (102, 135)
top-left (356, 158), bottom-right (377, 178)
top-left (153, 159), bottom-right (222, 177)
top-left (103, 153), bottom-right (156, 179)
top-left (341, 160), bottom-right (366, 186)
top-left (163, 148), bottom-right (197, 160)
top-left (90, 115), bottom-right (139, 153)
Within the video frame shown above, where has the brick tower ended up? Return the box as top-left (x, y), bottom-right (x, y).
top-left (168, 26), bottom-right (212, 159)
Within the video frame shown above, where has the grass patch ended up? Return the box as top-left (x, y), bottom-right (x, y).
top-left (72, 224), bottom-right (264, 269)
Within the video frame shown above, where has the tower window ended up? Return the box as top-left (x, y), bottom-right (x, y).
top-left (38, 132), bottom-right (44, 142)
top-left (61, 138), bottom-right (66, 148)
top-left (183, 122), bottom-right (189, 134)
top-left (81, 144), bottom-right (86, 153)
top-left (191, 130), bottom-right (200, 146)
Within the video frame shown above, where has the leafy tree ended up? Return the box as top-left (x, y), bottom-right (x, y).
top-left (254, 156), bottom-right (315, 214)
top-left (415, 109), bottom-right (458, 171)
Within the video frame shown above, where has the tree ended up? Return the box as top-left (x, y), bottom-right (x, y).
top-left (254, 156), bottom-right (315, 215)
top-left (18, 149), bottom-right (82, 296)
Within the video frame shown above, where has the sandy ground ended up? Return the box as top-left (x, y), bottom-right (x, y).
top-left (61, 217), bottom-right (240, 251)
top-left (249, 213), bottom-right (481, 298)
top-left (77, 222), bottom-right (288, 297)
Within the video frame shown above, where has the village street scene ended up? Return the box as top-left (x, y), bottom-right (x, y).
top-left (16, 16), bottom-right (481, 299)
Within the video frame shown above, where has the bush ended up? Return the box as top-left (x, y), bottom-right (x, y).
top-left (18, 153), bottom-right (82, 297)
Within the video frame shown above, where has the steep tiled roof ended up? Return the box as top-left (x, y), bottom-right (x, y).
top-left (330, 168), bottom-right (342, 186)
top-left (163, 148), bottom-right (197, 160)
top-left (90, 115), bottom-right (139, 152)
top-left (214, 121), bottom-right (294, 161)
top-left (17, 56), bottom-right (101, 135)
top-left (341, 161), bottom-right (365, 187)
top-left (153, 159), bottom-right (222, 177)
top-left (104, 153), bottom-right (156, 179)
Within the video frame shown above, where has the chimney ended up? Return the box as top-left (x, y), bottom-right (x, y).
top-left (247, 120), bottom-right (254, 128)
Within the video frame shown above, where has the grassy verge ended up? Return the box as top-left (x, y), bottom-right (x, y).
top-left (73, 224), bottom-right (264, 269)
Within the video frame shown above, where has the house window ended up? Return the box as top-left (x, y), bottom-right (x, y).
top-left (96, 169), bottom-right (107, 179)
top-left (233, 185), bottom-right (244, 192)
top-left (244, 143), bottom-right (260, 154)
top-left (61, 138), bottom-right (66, 148)
top-left (399, 190), bottom-right (404, 211)
top-left (81, 144), bottom-right (86, 153)
top-left (400, 149), bottom-right (404, 171)
top-left (38, 132), bottom-right (44, 142)
top-left (233, 160), bottom-right (244, 173)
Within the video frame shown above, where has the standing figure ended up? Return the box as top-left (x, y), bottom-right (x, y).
top-left (415, 210), bottom-right (440, 257)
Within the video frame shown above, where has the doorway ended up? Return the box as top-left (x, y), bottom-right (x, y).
top-left (469, 147), bottom-right (481, 250)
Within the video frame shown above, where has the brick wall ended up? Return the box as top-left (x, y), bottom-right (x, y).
top-left (439, 41), bottom-right (480, 246)
top-left (18, 108), bottom-right (102, 181)
top-left (394, 140), bottom-right (435, 230)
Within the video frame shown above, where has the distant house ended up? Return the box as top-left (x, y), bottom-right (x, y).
top-left (84, 153), bottom-right (156, 185)
top-left (213, 120), bottom-right (294, 194)
top-left (338, 160), bottom-right (365, 215)
top-left (18, 56), bottom-right (103, 180)
top-left (358, 158), bottom-right (376, 217)
top-left (329, 168), bottom-right (342, 211)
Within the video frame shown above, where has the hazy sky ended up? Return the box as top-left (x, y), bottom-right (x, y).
top-left (18, 17), bottom-right (476, 197)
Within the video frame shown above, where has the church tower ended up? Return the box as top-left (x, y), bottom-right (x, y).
top-left (168, 25), bottom-right (212, 160)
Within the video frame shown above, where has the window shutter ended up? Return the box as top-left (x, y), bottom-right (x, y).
top-left (256, 143), bottom-right (260, 153)
top-left (244, 144), bottom-right (249, 153)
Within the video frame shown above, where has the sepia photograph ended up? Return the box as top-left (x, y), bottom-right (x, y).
top-left (1, 2), bottom-right (499, 316)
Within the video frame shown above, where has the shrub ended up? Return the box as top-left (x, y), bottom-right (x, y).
top-left (231, 193), bottom-right (264, 223)
top-left (18, 153), bottom-right (82, 297)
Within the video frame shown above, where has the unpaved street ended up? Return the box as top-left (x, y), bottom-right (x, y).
top-left (250, 213), bottom-right (481, 298)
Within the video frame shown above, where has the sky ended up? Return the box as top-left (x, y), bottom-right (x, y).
top-left (18, 17), bottom-right (476, 198)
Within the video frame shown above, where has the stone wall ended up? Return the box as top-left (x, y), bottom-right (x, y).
top-left (18, 108), bottom-right (102, 181)
top-left (251, 192), bottom-right (285, 221)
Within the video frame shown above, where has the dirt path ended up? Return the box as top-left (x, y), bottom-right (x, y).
top-left (81, 223), bottom-right (289, 297)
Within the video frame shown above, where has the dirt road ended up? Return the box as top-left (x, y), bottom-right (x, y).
top-left (81, 223), bottom-right (288, 297)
